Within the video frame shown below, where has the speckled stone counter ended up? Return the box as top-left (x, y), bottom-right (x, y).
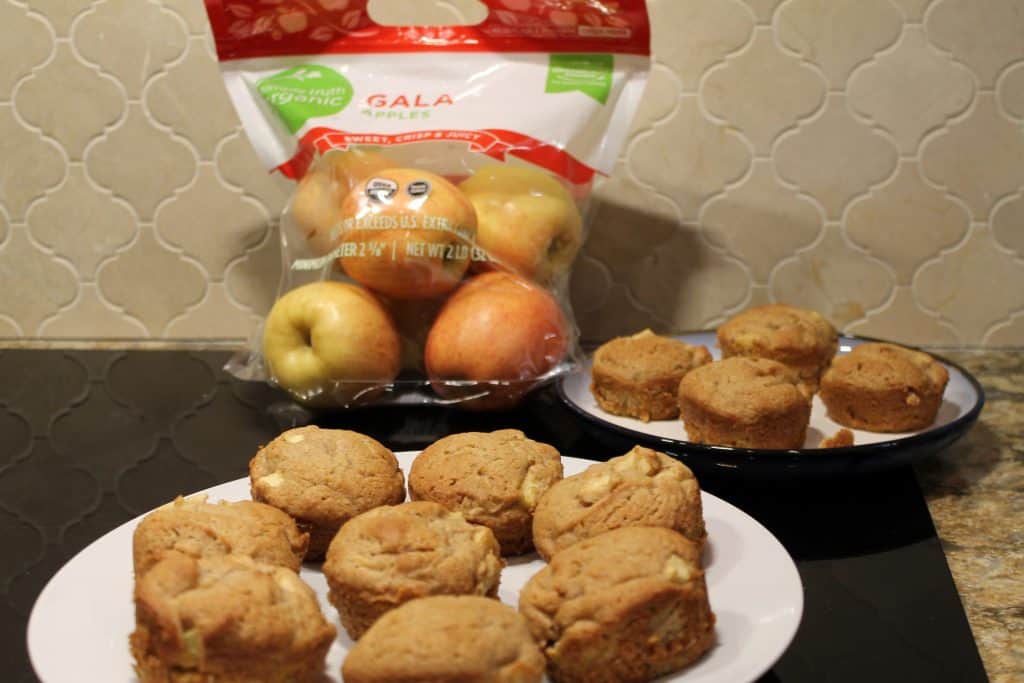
top-left (915, 350), bottom-right (1024, 683)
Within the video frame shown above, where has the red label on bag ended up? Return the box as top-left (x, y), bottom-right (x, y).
top-left (278, 126), bottom-right (600, 185)
top-left (206, 0), bottom-right (650, 60)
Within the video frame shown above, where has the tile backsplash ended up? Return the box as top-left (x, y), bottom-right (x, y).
top-left (1, 0), bottom-right (1022, 346)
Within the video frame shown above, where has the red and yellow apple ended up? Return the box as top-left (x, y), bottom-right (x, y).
top-left (262, 281), bottom-right (401, 406)
top-left (424, 272), bottom-right (570, 409)
top-left (289, 148), bottom-right (397, 256)
top-left (338, 168), bottom-right (478, 300)
top-left (458, 164), bottom-right (583, 283)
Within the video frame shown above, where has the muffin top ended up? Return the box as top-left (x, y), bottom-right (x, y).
top-left (532, 447), bottom-right (704, 559)
top-left (679, 357), bottom-right (808, 422)
top-left (594, 329), bottom-right (712, 381)
top-left (132, 495), bottom-right (308, 576)
top-left (520, 526), bottom-right (705, 645)
top-left (718, 304), bottom-right (837, 363)
top-left (409, 429), bottom-right (563, 522)
top-left (250, 426), bottom-right (405, 525)
top-left (324, 501), bottom-right (503, 596)
top-left (134, 553), bottom-right (335, 667)
top-left (823, 342), bottom-right (948, 395)
top-left (343, 596), bottom-right (544, 683)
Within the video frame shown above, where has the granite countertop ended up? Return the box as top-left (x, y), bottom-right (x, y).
top-left (914, 350), bottom-right (1023, 683)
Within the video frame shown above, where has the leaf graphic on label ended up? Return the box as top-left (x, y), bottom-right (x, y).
top-left (257, 64), bottom-right (353, 134)
top-left (546, 54), bottom-right (614, 105)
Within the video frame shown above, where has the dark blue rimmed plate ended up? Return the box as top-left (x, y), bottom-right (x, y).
top-left (557, 333), bottom-right (985, 477)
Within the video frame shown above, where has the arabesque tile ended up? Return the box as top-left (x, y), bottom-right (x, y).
top-left (85, 103), bottom-right (196, 221)
top-left (0, 227), bottom-right (78, 335)
top-left (27, 166), bottom-right (137, 279)
top-left (845, 161), bottom-right (970, 285)
top-left (702, 27), bottom-right (825, 155)
top-left (771, 225), bottom-right (894, 328)
top-left (156, 166), bottom-right (269, 279)
top-left (702, 159), bottom-right (823, 282)
top-left (921, 95), bottom-right (1024, 222)
top-left (846, 286), bottom-right (961, 346)
top-left (926, 0), bottom-right (1024, 88)
top-left (73, 0), bottom-right (187, 97)
top-left (997, 62), bottom-right (1024, 122)
top-left (773, 94), bottom-right (898, 220)
top-left (146, 38), bottom-right (239, 160)
top-left (97, 226), bottom-right (206, 336)
top-left (631, 96), bottom-right (752, 221)
top-left (848, 26), bottom-right (974, 155)
top-left (775, 0), bottom-right (902, 86)
top-left (992, 194), bottom-right (1024, 260)
top-left (0, 106), bottom-right (65, 221)
top-left (0, 2), bottom-right (53, 100)
top-left (915, 226), bottom-right (1024, 344)
top-left (15, 44), bottom-right (124, 161)
top-left (648, 0), bottom-right (754, 90)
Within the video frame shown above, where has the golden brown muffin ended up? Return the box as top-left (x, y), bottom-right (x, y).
top-left (130, 554), bottom-right (336, 683)
top-left (409, 430), bottom-right (563, 556)
top-left (343, 596), bottom-right (545, 683)
top-left (531, 447), bottom-right (705, 561)
top-left (250, 426), bottom-right (406, 560)
top-left (323, 501), bottom-right (504, 639)
top-left (717, 303), bottom-right (838, 392)
top-left (132, 495), bottom-right (308, 577)
top-left (590, 329), bottom-right (713, 422)
top-left (678, 357), bottom-right (812, 449)
top-left (519, 526), bottom-right (715, 683)
top-left (819, 342), bottom-right (949, 432)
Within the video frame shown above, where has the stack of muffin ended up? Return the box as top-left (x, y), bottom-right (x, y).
top-left (590, 304), bottom-right (951, 449)
top-left (128, 427), bottom-right (717, 683)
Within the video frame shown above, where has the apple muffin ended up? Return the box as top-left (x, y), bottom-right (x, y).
top-left (717, 303), bottom-right (838, 393)
top-left (531, 447), bottom-right (705, 561)
top-left (323, 501), bottom-right (504, 639)
top-left (343, 596), bottom-right (545, 683)
top-left (409, 429), bottom-right (563, 555)
top-left (250, 426), bottom-right (406, 560)
top-left (590, 329), bottom-right (712, 421)
top-left (132, 495), bottom-right (308, 577)
top-left (130, 553), bottom-right (336, 683)
top-left (678, 357), bottom-right (811, 449)
top-left (819, 342), bottom-right (949, 432)
top-left (519, 526), bottom-right (715, 683)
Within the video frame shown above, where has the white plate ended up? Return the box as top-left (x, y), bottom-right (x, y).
top-left (560, 333), bottom-right (982, 450)
top-left (28, 452), bottom-right (803, 683)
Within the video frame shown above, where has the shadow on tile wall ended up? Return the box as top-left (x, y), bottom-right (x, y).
top-left (0, 0), bottom-right (1022, 346)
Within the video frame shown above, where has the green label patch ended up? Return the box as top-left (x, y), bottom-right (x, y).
top-left (545, 54), bottom-right (614, 104)
top-left (257, 65), bottom-right (353, 134)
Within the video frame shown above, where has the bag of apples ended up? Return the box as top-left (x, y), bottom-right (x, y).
top-left (206, 0), bottom-right (651, 410)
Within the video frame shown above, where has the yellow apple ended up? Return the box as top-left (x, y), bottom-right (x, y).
top-left (338, 168), bottom-right (478, 300)
top-left (289, 148), bottom-right (397, 256)
top-left (425, 272), bottom-right (570, 410)
top-left (458, 165), bottom-right (583, 283)
top-left (262, 281), bottom-right (401, 406)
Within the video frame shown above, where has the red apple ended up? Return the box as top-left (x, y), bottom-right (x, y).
top-left (425, 272), bottom-right (570, 409)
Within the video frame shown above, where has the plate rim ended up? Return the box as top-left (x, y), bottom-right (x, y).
top-left (557, 332), bottom-right (986, 459)
top-left (26, 452), bottom-right (804, 683)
